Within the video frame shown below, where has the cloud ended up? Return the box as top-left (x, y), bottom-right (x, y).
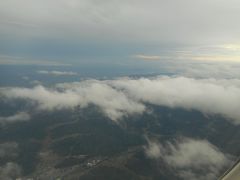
top-left (187, 55), bottom-right (240, 62)
top-left (1, 0), bottom-right (240, 45)
top-left (0, 55), bottom-right (71, 66)
top-left (144, 139), bottom-right (161, 159)
top-left (175, 62), bottom-right (240, 79)
top-left (30, 80), bottom-right (42, 85)
top-left (144, 137), bottom-right (232, 180)
top-left (110, 77), bottom-right (240, 124)
top-left (0, 162), bottom-right (22, 180)
top-left (1, 76), bottom-right (240, 124)
top-left (221, 44), bottom-right (240, 51)
top-left (1, 82), bottom-right (145, 121)
top-left (37, 70), bottom-right (78, 76)
top-left (133, 43), bottom-right (240, 65)
top-left (1, 1), bottom-right (240, 67)
top-left (133, 54), bottom-right (162, 60)
top-left (133, 55), bottom-right (240, 79)
top-left (0, 112), bottom-right (30, 125)
top-left (21, 76), bottom-right (29, 81)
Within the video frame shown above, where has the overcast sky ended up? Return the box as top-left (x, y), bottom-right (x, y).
top-left (1, 0), bottom-right (240, 66)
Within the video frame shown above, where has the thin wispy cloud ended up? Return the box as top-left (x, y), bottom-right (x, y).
top-left (37, 70), bottom-right (78, 76)
top-left (133, 43), bottom-right (240, 63)
top-left (133, 54), bottom-right (162, 60)
top-left (0, 112), bottom-right (30, 125)
top-left (0, 55), bottom-right (71, 66)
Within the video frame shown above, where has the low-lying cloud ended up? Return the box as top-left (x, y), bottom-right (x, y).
top-left (1, 76), bottom-right (240, 124)
top-left (110, 77), bottom-right (240, 124)
top-left (1, 82), bottom-right (145, 121)
top-left (0, 112), bottom-right (30, 125)
top-left (37, 70), bottom-right (78, 76)
top-left (145, 137), bottom-right (232, 180)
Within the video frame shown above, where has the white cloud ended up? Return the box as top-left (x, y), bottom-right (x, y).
top-left (110, 77), bottom-right (240, 124)
top-left (0, 112), bottom-right (30, 125)
top-left (144, 139), bottom-right (162, 159)
top-left (133, 54), bottom-right (162, 60)
top-left (134, 48), bottom-right (240, 63)
top-left (1, 82), bottom-right (145, 121)
top-left (145, 138), bottom-right (232, 180)
top-left (30, 80), bottom-right (42, 85)
top-left (1, 76), bottom-right (240, 124)
top-left (37, 70), bottom-right (78, 76)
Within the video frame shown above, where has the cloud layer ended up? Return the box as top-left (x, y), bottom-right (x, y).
top-left (1, 76), bottom-right (240, 124)
top-left (1, 82), bottom-right (145, 121)
top-left (1, 0), bottom-right (240, 44)
top-left (37, 70), bottom-right (78, 76)
top-left (111, 77), bottom-right (240, 124)
top-left (145, 137), bottom-right (231, 180)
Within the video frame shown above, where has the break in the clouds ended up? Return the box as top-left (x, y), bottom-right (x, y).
top-left (0, 112), bottom-right (30, 125)
top-left (37, 70), bottom-right (78, 76)
top-left (144, 137), bottom-right (232, 180)
top-left (1, 76), bottom-right (240, 124)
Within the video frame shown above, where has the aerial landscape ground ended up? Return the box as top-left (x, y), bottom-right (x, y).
top-left (1, 67), bottom-right (240, 179)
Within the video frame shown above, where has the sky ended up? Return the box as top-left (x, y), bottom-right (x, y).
top-left (1, 0), bottom-right (240, 67)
